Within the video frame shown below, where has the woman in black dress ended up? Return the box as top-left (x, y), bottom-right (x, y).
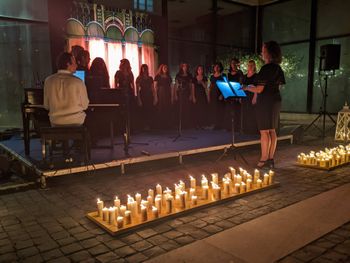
top-left (154, 64), bottom-right (172, 128)
top-left (227, 57), bottom-right (244, 83)
top-left (241, 60), bottom-right (258, 134)
top-left (244, 41), bottom-right (285, 168)
top-left (208, 62), bottom-right (226, 129)
top-left (136, 64), bottom-right (155, 130)
top-left (192, 65), bottom-right (208, 128)
top-left (175, 63), bottom-right (194, 128)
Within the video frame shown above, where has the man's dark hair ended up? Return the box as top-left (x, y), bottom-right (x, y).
top-left (56, 52), bottom-right (73, 70)
top-left (264, 41), bottom-right (282, 64)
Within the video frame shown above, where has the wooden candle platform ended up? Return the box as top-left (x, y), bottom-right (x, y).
top-left (87, 182), bottom-right (280, 236)
top-left (296, 162), bottom-right (349, 171)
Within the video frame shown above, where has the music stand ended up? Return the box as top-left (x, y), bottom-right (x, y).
top-left (215, 77), bottom-right (248, 164)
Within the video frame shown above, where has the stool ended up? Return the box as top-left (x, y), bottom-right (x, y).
top-left (40, 126), bottom-right (90, 162)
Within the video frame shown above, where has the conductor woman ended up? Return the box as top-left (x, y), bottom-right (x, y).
top-left (244, 41), bottom-right (285, 169)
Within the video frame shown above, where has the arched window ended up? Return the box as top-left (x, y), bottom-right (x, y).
top-left (134, 0), bottom-right (153, 12)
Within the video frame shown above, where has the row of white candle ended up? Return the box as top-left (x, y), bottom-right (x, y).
top-left (95, 167), bottom-right (275, 229)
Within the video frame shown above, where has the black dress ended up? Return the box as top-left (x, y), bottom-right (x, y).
top-left (155, 74), bottom-right (172, 128)
top-left (209, 73), bottom-right (226, 129)
top-left (256, 63), bottom-right (285, 130)
top-left (136, 75), bottom-right (154, 129)
top-left (227, 70), bottom-right (243, 83)
top-left (193, 76), bottom-right (208, 127)
top-left (242, 73), bottom-right (258, 134)
top-left (175, 73), bottom-right (193, 128)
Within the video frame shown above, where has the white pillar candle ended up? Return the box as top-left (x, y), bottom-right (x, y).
top-left (135, 193), bottom-right (142, 206)
top-left (242, 171), bottom-right (248, 182)
top-left (253, 169), bottom-right (260, 184)
top-left (246, 179), bottom-right (252, 191)
top-left (97, 198), bottom-right (104, 217)
top-left (113, 196), bottom-right (120, 209)
top-left (239, 167), bottom-right (244, 177)
top-left (190, 175), bottom-right (196, 189)
top-left (236, 175), bottom-right (242, 184)
top-left (234, 183), bottom-right (240, 194)
top-left (117, 216), bottom-right (124, 229)
top-left (147, 195), bottom-right (153, 207)
top-left (211, 173), bottom-right (219, 185)
top-left (201, 175), bottom-right (208, 187)
top-left (108, 207), bottom-right (116, 225)
top-left (174, 184), bottom-right (181, 196)
top-left (125, 210), bottom-right (131, 224)
top-left (189, 188), bottom-right (196, 198)
top-left (179, 191), bottom-right (186, 209)
top-left (148, 189), bottom-right (154, 199)
top-left (165, 195), bottom-right (173, 214)
top-left (212, 184), bottom-right (221, 200)
top-left (257, 179), bottom-right (263, 188)
top-left (102, 207), bottom-right (109, 222)
top-left (119, 205), bottom-right (126, 217)
top-left (156, 184), bottom-right (162, 195)
top-left (202, 185), bottom-right (209, 200)
top-left (191, 195), bottom-right (198, 206)
top-left (140, 205), bottom-right (148, 222)
top-left (155, 195), bottom-right (162, 214)
top-left (179, 180), bottom-right (186, 191)
top-left (240, 182), bottom-right (246, 193)
top-left (152, 206), bottom-right (159, 218)
top-left (268, 170), bottom-right (275, 184)
top-left (246, 174), bottom-right (252, 182)
top-left (141, 200), bottom-right (149, 210)
top-left (263, 173), bottom-right (269, 186)
top-left (224, 173), bottom-right (231, 180)
top-left (223, 179), bottom-right (230, 195)
top-left (229, 167), bottom-right (235, 179)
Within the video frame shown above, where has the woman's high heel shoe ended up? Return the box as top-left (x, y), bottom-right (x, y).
top-left (268, 159), bottom-right (275, 169)
top-left (256, 160), bottom-right (269, 169)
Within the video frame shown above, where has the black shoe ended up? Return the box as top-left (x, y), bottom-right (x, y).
top-left (268, 159), bottom-right (275, 169)
top-left (256, 160), bottom-right (269, 169)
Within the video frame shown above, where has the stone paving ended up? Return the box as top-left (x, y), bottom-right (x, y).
top-left (0, 138), bottom-right (350, 262)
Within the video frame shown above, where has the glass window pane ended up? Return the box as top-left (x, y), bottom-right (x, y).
top-left (134, 0), bottom-right (138, 9)
top-left (0, 0), bottom-right (48, 22)
top-left (139, 0), bottom-right (146, 10)
top-left (0, 21), bottom-right (52, 128)
top-left (262, 0), bottom-right (311, 43)
top-left (312, 37), bottom-right (350, 113)
top-left (146, 0), bottom-right (153, 12)
top-left (280, 43), bottom-right (309, 112)
top-left (317, 0), bottom-right (350, 38)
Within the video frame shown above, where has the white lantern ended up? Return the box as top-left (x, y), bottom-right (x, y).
top-left (335, 102), bottom-right (350, 142)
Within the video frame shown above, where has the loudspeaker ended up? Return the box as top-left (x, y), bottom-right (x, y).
top-left (320, 44), bottom-right (341, 71)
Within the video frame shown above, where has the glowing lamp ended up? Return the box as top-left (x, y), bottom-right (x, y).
top-left (335, 102), bottom-right (350, 142)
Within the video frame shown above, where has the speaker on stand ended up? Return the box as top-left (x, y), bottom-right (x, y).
top-left (305, 44), bottom-right (341, 138)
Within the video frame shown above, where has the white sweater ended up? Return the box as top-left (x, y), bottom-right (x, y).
top-left (44, 70), bottom-right (89, 126)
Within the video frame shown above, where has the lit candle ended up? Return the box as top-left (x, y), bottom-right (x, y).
top-left (211, 173), bottom-right (219, 185)
top-left (201, 175), bottom-right (208, 187)
top-left (156, 184), bottom-right (162, 195)
top-left (189, 188), bottom-right (196, 199)
top-left (127, 195), bottom-right (137, 217)
top-left (239, 167), bottom-right (244, 177)
top-left (268, 170), bottom-right (275, 185)
top-left (135, 193), bottom-right (142, 206)
top-left (234, 183), bottom-right (240, 194)
top-left (263, 173), bottom-right (269, 186)
top-left (202, 185), bottom-right (209, 200)
top-left (102, 207), bottom-right (109, 222)
top-left (224, 173), bottom-right (231, 180)
top-left (97, 198), bottom-right (104, 217)
top-left (212, 183), bottom-right (221, 200)
top-left (165, 195), bottom-right (173, 214)
top-left (179, 180), bottom-right (186, 191)
top-left (240, 182), bottom-right (246, 193)
top-left (113, 196), bottom-right (120, 209)
top-left (152, 206), bottom-right (159, 218)
top-left (253, 169), bottom-right (260, 184)
top-left (119, 205), bottom-right (126, 217)
top-left (108, 207), bottom-right (116, 225)
top-left (236, 175), bottom-right (242, 184)
top-left (242, 171), bottom-right (248, 182)
top-left (179, 191), bottom-right (186, 209)
top-left (125, 210), bottom-right (131, 224)
top-left (257, 179), bottom-right (263, 188)
top-left (246, 178), bottom-right (252, 191)
top-left (148, 189), bottom-right (154, 199)
top-left (223, 179), bottom-right (230, 195)
top-left (190, 175), bottom-right (196, 189)
top-left (140, 205), bottom-right (147, 222)
top-left (191, 195), bottom-right (198, 206)
top-left (229, 167), bottom-right (235, 179)
top-left (147, 195), bottom-right (153, 207)
top-left (117, 216), bottom-right (124, 229)
top-left (155, 195), bottom-right (162, 214)
top-left (141, 199), bottom-right (149, 210)
top-left (174, 184), bottom-right (181, 196)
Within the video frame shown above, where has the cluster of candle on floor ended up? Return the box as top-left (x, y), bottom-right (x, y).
top-left (297, 144), bottom-right (350, 168)
top-left (95, 167), bottom-right (275, 229)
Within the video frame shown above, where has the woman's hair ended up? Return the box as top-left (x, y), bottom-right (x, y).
top-left (178, 62), bottom-right (190, 75)
top-left (213, 61), bottom-right (223, 73)
top-left (229, 57), bottom-right (240, 71)
top-left (90, 57), bottom-right (109, 81)
top-left (119, 58), bottom-right (132, 75)
top-left (56, 52), bottom-right (73, 70)
top-left (247, 59), bottom-right (257, 73)
top-left (139, 64), bottom-right (149, 77)
top-left (76, 50), bottom-right (90, 67)
top-left (155, 64), bottom-right (170, 77)
top-left (264, 41), bottom-right (282, 64)
top-left (194, 65), bottom-right (205, 76)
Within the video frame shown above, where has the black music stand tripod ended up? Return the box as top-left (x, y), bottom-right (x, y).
top-left (305, 71), bottom-right (336, 138)
top-left (172, 80), bottom-right (196, 142)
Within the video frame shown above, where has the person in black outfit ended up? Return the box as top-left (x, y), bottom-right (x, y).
top-left (208, 62), bottom-right (226, 129)
top-left (154, 64), bottom-right (173, 129)
top-left (244, 41), bottom-right (285, 168)
top-left (136, 64), bottom-right (156, 130)
top-left (175, 63), bottom-right (194, 128)
top-left (241, 60), bottom-right (258, 135)
top-left (227, 57), bottom-right (244, 83)
top-left (192, 65), bottom-right (208, 129)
